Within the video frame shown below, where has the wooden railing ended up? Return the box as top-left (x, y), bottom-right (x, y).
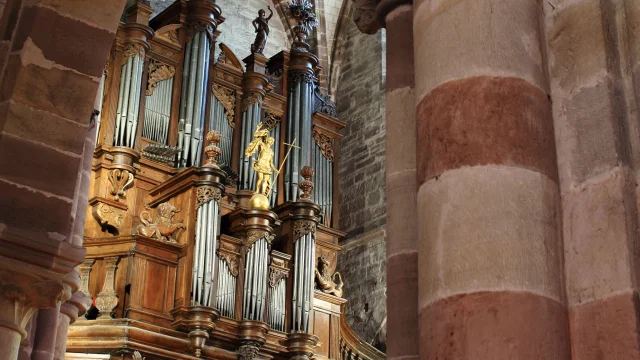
top-left (339, 308), bottom-right (385, 360)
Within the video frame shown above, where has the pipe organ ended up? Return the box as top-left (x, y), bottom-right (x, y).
top-left (67, 1), bottom-right (383, 360)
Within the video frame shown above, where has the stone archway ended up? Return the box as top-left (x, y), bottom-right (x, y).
top-left (0, 1), bottom-right (126, 358)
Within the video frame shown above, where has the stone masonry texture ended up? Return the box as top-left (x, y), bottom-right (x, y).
top-left (335, 14), bottom-right (387, 352)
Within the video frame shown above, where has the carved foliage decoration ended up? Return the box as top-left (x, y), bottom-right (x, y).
top-left (92, 203), bottom-right (125, 235)
top-left (217, 43), bottom-right (243, 70)
top-left (196, 186), bottom-right (222, 209)
top-left (263, 110), bottom-right (282, 131)
top-left (212, 84), bottom-right (236, 128)
top-left (136, 202), bottom-right (186, 243)
top-left (269, 257), bottom-right (289, 288)
top-left (146, 60), bottom-right (176, 95)
top-left (313, 128), bottom-right (335, 162)
top-left (219, 241), bottom-right (240, 277)
top-left (108, 169), bottom-right (134, 201)
top-left (241, 92), bottom-right (263, 112)
top-left (122, 43), bottom-right (145, 64)
top-left (288, 71), bottom-right (314, 87)
top-left (245, 230), bottom-right (274, 250)
top-left (237, 344), bottom-right (259, 360)
top-left (155, 24), bottom-right (181, 46)
top-left (293, 220), bottom-right (316, 240)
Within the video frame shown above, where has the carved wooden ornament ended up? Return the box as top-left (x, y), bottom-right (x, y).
top-left (196, 186), bottom-right (222, 209)
top-left (108, 169), bottom-right (134, 201)
top-left (146, 60), bottom-right (176, 96)
top-left (293, 220), bottom-right (316, 240)
top-left (122, 43), bottom-right (145, 64)
top-left (313, 128), bottom-right (334, 162)
top-left (136, 202), bottom-right (186, 243)
top-left (212, 84), bottom-right (236, 128)
top-left (245, 230), bottom-right (274, 250)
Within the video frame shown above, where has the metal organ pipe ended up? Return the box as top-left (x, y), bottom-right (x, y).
top-left (143, 78), bottom-right (173, 144)
top-left (242, 237), bottom-right (269, 321)
top-left (291, 231), bottom-right (315, 332)
top-left (285, 75), bottom-right (314, 202)
top-left (177, 31), bottom-right (211, 167)
top-left (191, 194), bottom-right (221, 307)
top-left (208, 98), bottom-right (234, 166)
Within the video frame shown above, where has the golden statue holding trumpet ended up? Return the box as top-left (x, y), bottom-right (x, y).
top-left (245, 122), bottom-right (298, 210)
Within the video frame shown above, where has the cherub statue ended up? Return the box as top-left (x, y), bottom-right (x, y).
top-left (251, 6), bottom-right (274, 54)
top-left (245, 122), bottom-right (278, 196)
top-left (315, 256), bottom-right (344, 297)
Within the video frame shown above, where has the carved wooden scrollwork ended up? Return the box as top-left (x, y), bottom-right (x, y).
top-left (146, 60), bottom-right (176, 96)
top-left (122, 43), bottom-right (145, 64)
top-left (241, 92), bottom-right (263, 112)
top-left (293, 220), bottom-right (316, 240)
top-left (212, 84), bottom-right (236, 128)
top-left (269, 266), bottom-right (289, 288)
top-left (136, 202), bottom-right (185, 243)
top-left (313, 128), bottom-right (334, 162)
top-left (263, 110), bottom-right (282, 131)
top-left (196, 186), bottom-right (222, 209)
top-left (108, 169), bottom-right (134, 202)
top-left (92, 203), bottom-right (125, 235)
top-left (220, 253), bottom-right (240, 277)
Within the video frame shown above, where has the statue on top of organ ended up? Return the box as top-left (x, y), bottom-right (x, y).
top-left (66, 0), bottom-right (384, 359)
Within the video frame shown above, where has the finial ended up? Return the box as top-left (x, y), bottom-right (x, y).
top-left (284, 0), bottom-right (319, 43)
top-left (299, 166), bottom-right (314, 201)
top-left (203, 130), bottom-right (221, 168)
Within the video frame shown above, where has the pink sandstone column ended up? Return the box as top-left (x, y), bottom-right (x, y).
top-left (414, 1), bottom-right (571, 358)
top-left (376, 1), bottom-right (418, 359)
top-left (548, 1), bottom-right (640, 358)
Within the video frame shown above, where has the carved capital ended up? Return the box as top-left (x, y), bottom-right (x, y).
top-left (186, 20), bottom-right (214, 44)
top-left (60, 291), bottom-right (90, 323)
top-left (288, 71), bottom-right (314, 87)
top-left (196, 186), bottom-right (222, 209)
top-left (108, 169), bottom-right (134, 201)
top-left (146, 60), bottom-right (176, 96)
top-left (122, 43), bottom-right (145, 64)
top-left (268, 267), bottom-right (289, 288)
top-left (77, 259), bottom-right (95, 311)
top-left (293, 220), bottom-right (316, 240)
top-left (241, 92), bottom-right (263, 112)
top-left (237, 343), bottom-right (260, 360)
top-left (0, 270), bottom-right (68, 339)
top-left (245, 230), bottom-right (274, 250)
top-left (212, 84), bottom-right (236, 129)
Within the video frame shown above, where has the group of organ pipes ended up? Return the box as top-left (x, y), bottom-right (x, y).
top-left (67, 1), bottom-right (383, 360)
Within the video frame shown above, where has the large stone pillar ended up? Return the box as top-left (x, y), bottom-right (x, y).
top-left (548, 1), bottom-right (640, 358)
top-left (375, 1), bottom-right (417, 359)
top-left (413, 1), bottom-right (570, 358)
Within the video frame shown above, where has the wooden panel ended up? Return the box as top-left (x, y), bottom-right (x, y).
top-left (143, 260), bottom-right (168, 312)
top-left (314, 310), bottom-right (331, 357)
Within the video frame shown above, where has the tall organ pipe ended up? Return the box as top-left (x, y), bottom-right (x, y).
top-left (114, 53), bottom-right (146, 148)
top-left (177, 31), bottom-right (211, 167)
top-left (95, 71), bottom-right (106, 143)
top-left (191, 192), bottom-right (221, 307)
top-left (143, 78), bottom-right (173, 144)
top-left (285, 75), bottom-right (314, 201)
top-left (242, 237), bottom-right (269, 321)
top-left (291, 230), bottom-right (315, 332)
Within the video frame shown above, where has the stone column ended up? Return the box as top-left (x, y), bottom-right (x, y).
top-left (375, 1), bottom-right (417, 359)
top-left (414, 1), bottom-right (570, 358)
top-left (548, 1), bottom-right (640, 358)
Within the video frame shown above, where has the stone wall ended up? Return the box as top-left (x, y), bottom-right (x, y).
top-left (335, 15), bottom-right (387, 352)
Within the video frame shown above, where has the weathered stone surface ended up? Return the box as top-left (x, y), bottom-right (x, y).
top-left (562, 166), bottom-right (638, 306)
top-left (386, 251), bottom-right (417, 359)
top-left (0, 133), bottom-right (81, 199)
top-left (416, 76), bottom-right (558, 185)
top-left (2, 60), bottom-right (99, 125)
top-left (569, 291), bottom-right (640, 360)
top-left (12, 6), bottom-right (115, 77)
top-left (419, 291), bottom-right (571, 360)
top-left (384, 5), bottom-right (413, 91)
top-left (0, 179), bottom-right (73, 237)
top-left (418, 165), bottom-right (564, 308)
top-left (38, 0), bottom-right (127, 31)
top-left (3, 100), bottom-right (87, 155)
top-left (335, 14), bottom-right (387, 351)
top-left (414, 0), bottom-right (548, 101)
